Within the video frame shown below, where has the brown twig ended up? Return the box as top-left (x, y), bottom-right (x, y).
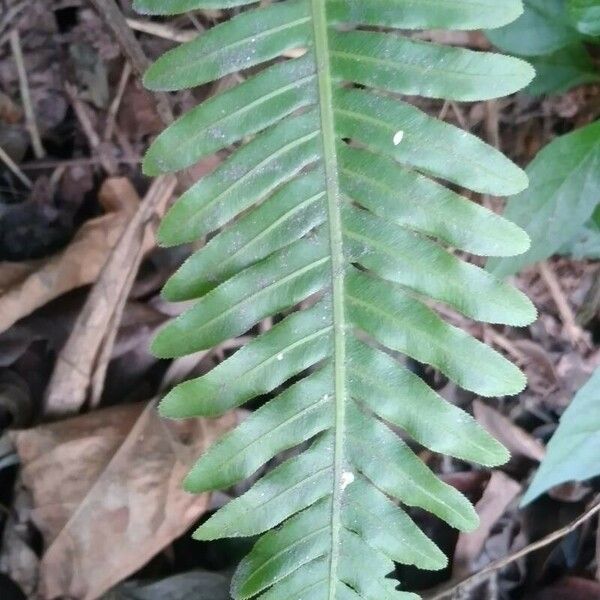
top-left (450, 101), bottom-right (468, 129)
top-left (44, 175), bottom-right (177, 417)
top-left (0, 1), bottom-right (28, 45)
top-left (89, 0), bottom-right (174, 125)
top-left (21, 156), bottom-right (141, 170)
top-left (125, 17), bottom-right (198, 43)
top-left (426, 495), bottom-right (600, 600)
top-left (539, 261), bottom-right (588, 348)
top-left (0, 143), bottom-right (32, 188)
top-left (484, 327), bottom-right (526, 363)
top-left (577, 268), bottom-right (600, 327)
top-left (103, 61), bottom-right (132, 142)
top-left (64, 83), bottom-right (118, 175)
top-left (9, 29), bottom-right (45, 159)
top-left (124, 15), bottom-right (306, 59)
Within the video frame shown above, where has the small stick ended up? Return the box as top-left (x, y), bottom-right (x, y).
top-left (0, 143), bottom-right (33, 188)
top-left (65, 82), bottom-right (117, 175)
top-left (438, 100), bottom-right (450, 121)
top-left (577, 269), bottom-right (600, 327)
top-left (9, 29), bottom-right (45, 159)
top-left (0, 3), bottom-right (28, 46)
top-left (539, 261), bottom-right (588, 347)
top-left (21, 156), bottom-right (141, 170)
top-left (450, 101), bottom-right (468, 129)
top-left (427, 495), bottom-right (600, 599)
top-left (124, 16), bottom-right (306, 59)
top-left (89, 0), bottom-right (174, 125)
top-left (484, 327), bottom-right (526, 363)
top-left (126, 17), bottom-right (197, 43)
top-left (104, 61), bottom-right (132, 142)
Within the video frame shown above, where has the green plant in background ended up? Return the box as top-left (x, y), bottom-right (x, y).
top-left (487, 120), bottom-right (600, 277)
top-left (486, 0), bottom-right (600, 95)
top-left (522, 367), bottom-right (600, 506)
top-left (136, 1), bottom-right (536, 597)
top-left (568, 0), bottom-right (600, 36)
top-left (485, 0), bottom-right (600, 277)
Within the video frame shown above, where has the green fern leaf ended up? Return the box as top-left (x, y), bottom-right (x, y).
top-left (137, 1), bottom-right (536, 597)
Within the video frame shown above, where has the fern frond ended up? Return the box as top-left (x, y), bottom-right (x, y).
top-left (137, 0), bottom-right (536, 597)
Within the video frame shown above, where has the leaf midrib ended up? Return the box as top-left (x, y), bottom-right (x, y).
top-left (310, 1), bottom-right (347, 598)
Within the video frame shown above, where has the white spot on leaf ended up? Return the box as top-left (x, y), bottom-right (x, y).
top-left (393, 130), bottom-right (404, 146)
top-left (340, 471), bottom-right (355, 491)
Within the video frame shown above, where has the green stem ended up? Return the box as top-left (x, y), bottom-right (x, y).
top-left (310, 0), bottom-right (347, 597)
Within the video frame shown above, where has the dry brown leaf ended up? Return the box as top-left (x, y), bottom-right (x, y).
top-left (0, 178), bottom-right (138, 336)
top-left (531, 577), bottom-right (600, 600)
top-left (14, 403), bottom-right (143, 544)
top-left (12, 401), bottom-right (235, 600)
top-left (44, 175), bottom-right (176, 417)
top-left (0, 485), bottom-right (39, 596)
top-left (453, 471), bottom-right (522, 578)
top-left (474, 400), bottom-right (546, 462)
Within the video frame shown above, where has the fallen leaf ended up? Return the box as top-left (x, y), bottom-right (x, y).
top-left (0, 1), bottom-right (67, 133)
top-left (0, 372), bottom-right (33, 428)
top-left (474, 400), bottom-right (546, 462)
top-left (0, 90), bottom-right (23, 123)
top-left (453, 471), bottom-right (522, 577)
top-left (44, 175), bottom-right (176, 417)
top-left (118, 80), bottom-right (163, 141)
top-left (69, 42), bottom-right (110, 109)
top-left (0, 178), bottom-right (139, 335)
top-left (548, 481), bottom-right (592, 503)
top-left (0, 484), bottom-right (39, 597)
top-left (0, 176), bottom-right (76, 262)
top-left (106, 570), bottom-right (231, 600)
top-left (522, 368), bottom-right (600, 505)
top-left (0, 325), bottom-right (42, 368)
top-left (531, 576), bottom-right (600, 600)
top-left (14, 403), bottom-right (144, 544)
top-left (12, 402), bottom-right (236, 600)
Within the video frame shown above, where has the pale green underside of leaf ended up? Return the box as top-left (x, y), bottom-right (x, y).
top-left (488, 120), bottom-right (600, 277)
top-left (522, 367), bottom-right (600, 505)
top-left (141, 1), bottom-right (534, 598)
top-left (486, 0), bottom-right (584, 57)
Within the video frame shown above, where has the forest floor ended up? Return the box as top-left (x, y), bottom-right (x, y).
top-left (0, 2), bottom-right (599, 600)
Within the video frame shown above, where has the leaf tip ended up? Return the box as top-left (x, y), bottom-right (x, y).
top-left (156, 216), bottom-right (181, 248)
top-left (142, 149), bottom-right (163, 177)
top-left (150, 327), bottom-right (173, 359)
top-left (510, 166), bottom-right (530, 196)
top-left (157, 390), bottom-right (182, 418)
top-left (490, 442), bottom-right (512, 468)
top-left (183, 470), bottom-right (207, 494)
top-left (142, 61), bottom-right (172, 92)
top-left (192, 520), bottom-right (219, 542)
top-left (515, 227), bottom-right (532, 255)
top-left (425, 545), bottom-right (450, 571)
top-left (460, 507), bottom-right (481, 533)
